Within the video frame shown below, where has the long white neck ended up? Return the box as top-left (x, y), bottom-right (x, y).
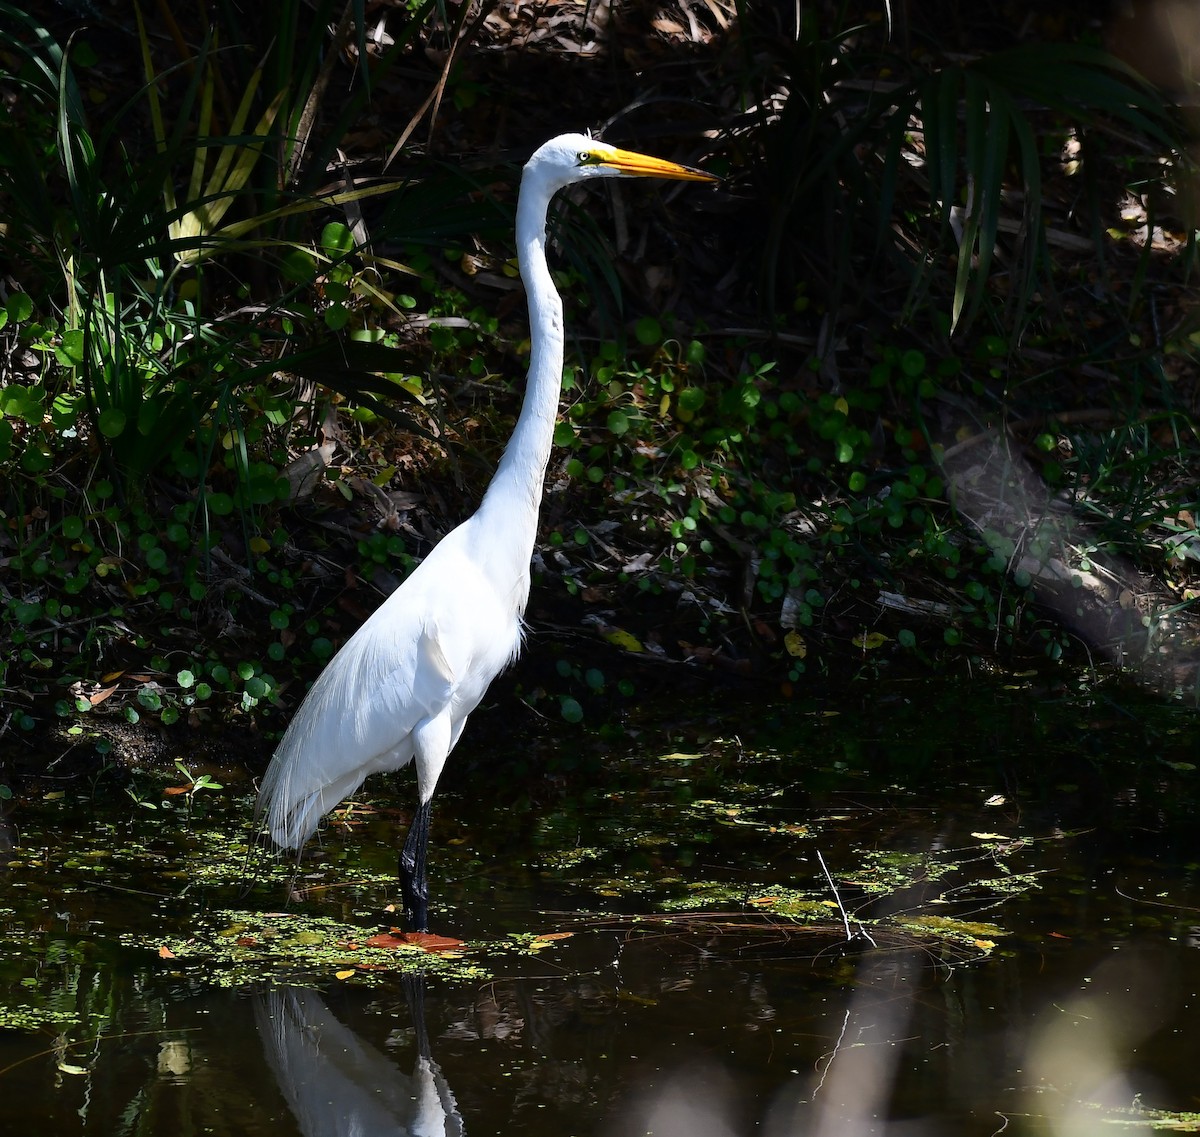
top-left (473, 168), bottom-right (565, 609)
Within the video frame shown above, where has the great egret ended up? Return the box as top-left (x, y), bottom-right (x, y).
top-left (256, 133), bottom-right (716, 931)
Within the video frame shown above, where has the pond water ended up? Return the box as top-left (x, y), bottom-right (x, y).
top-left (1, 674), bottom-right (1198, 1135)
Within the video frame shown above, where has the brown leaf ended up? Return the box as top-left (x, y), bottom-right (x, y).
top-left (365, 932), bottom-right (415, 950)
top-left (366, 930), bottom-right (466, 953)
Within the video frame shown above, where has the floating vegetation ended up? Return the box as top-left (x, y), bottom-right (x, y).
top-left (660, 882), bottom-right (831, 920)
top-left (893, 914), bottom-right (1003, 953)
top-left (117, 910), bottom-right (522, 987)
top-left (0, 726), bottom-right (1074, 1035)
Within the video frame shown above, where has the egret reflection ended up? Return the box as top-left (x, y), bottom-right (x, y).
top-left (256, 981), bottom-right (463, 1137)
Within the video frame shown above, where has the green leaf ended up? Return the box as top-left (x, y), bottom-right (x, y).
top-left (634, 317), bottom-right (662, 346)
top-left (320, 221), bottom-right (355, 257)
top-left (559, 696), bottom-right (584, 724)
top-left (98, 408), bottom-right (126, 438)
top-left (280, 248), bottom-right (317, 284)
top-left (6, 293), bottom-right (33, 323)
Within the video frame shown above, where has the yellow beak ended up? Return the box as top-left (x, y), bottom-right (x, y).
top-left (600, 147), bottom-right (718, 183)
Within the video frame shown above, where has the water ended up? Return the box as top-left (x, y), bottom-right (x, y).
top-left (1, 675), bottom-right (1198, 1135)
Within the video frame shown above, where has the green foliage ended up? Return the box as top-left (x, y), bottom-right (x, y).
top-left (736, 8), bottom-right (1191, 342)
top-left (0, 4), bottom-right (510, 733)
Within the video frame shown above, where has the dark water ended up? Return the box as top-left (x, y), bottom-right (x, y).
top-left (1, 676), bottom-right (1198, 1135)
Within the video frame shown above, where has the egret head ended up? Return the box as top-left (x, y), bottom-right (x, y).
top-left (524, 132), bottom-right (717, 194)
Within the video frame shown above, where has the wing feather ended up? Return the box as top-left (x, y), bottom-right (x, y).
top-left (255, 529), bottom-right (518, 850)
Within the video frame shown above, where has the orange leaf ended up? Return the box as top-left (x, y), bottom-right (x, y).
top-left (88, 684), bottom-right (120, 706)
top-left (163, 785), bottom-right (192, 796)
top-left (365, 933), bottom-right (414, 950)
top-left (158, 945), bottom-right (177, 959)
top-left (406, 931), bottom-right (464, 952)
top-left (365, 930), bottom-right (467, 953)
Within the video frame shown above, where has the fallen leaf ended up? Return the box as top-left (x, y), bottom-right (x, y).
top-left (365, 932), bottom-right (412, 950)
top-left (603, 627), bottom-right (644, 653)
top-left (528, 930), bottom-right (574, 950)
top-left (158, 945), bottom-right (177, 959)
top-left (852, 631), bottom-right (889, 650)
top-left (335, 969), bottom-right (356, 980)
top-left (410, 931), bottom-right (465, 953)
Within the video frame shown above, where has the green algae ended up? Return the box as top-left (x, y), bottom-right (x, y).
top-left (118, 910), bottom-right (511, 988)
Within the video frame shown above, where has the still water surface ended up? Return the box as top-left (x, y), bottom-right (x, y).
top-left (1, 676), bottom-right (1197, 1135)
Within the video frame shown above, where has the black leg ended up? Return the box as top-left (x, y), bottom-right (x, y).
top-left (399, 799), bottom-right (432, 932)
top-left (401, 971), bottom-right (431, 1058)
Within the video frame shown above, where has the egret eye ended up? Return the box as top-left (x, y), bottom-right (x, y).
top-left (577, 151), bottom-right (600, 166)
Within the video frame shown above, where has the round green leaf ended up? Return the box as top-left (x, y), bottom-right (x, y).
top-left (98, 408), bottom-right (126, 438)
top-left (320, 222), bottom-right (355, 257)
top-left (280, 248), bottom-right (317, 284)
top-left (58, 329), bottom-right (85, 366)
top-left (634, 317), bottom-right (662, 346)
top-left (6, 293), bottom-right (33, 323)
top-left (559, 696), bottom-right (584, 724)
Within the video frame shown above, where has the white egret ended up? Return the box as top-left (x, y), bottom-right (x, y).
top-left (256, 133), bottom-right (716, 931)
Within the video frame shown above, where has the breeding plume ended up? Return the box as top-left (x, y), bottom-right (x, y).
top-left (256, 133), bottom-right (716, 931)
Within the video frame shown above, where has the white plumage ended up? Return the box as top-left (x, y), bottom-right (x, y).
top-left (256, 133), bottom-right (715, 930)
